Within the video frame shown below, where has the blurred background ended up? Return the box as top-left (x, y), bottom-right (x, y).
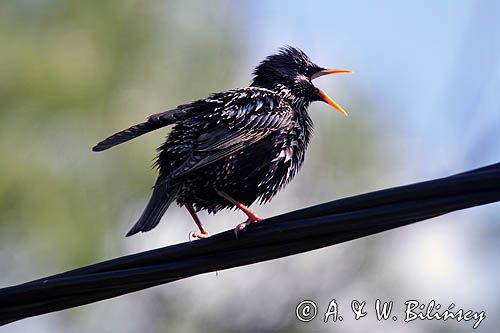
top-left (1, 0), bottom-right (499, 332)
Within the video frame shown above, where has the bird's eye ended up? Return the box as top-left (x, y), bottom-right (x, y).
top-left (305, 67), bottom-right (317, 78)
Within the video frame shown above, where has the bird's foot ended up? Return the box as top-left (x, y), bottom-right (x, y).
top-left (189, 230), bottom-right (210, 241)
top-left (234, 215), bottom-right (264, 239)
top-left (186, 203), bottom-right (210, 241)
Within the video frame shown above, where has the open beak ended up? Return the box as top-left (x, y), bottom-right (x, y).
top-left (311, 68), bottom-right (352, 116)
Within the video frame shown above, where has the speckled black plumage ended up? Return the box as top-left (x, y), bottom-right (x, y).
top-left (93, 46), bottom-right (349, 236)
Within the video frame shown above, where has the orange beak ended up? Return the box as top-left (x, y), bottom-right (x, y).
top-left (311, 68), bottom-right (352, 116)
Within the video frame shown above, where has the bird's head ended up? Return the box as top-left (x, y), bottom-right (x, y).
top-left (252, 46), bottom-right (351, 115)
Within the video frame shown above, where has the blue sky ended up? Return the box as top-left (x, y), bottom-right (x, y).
top-left (244, 0), bottom-right (500, 176)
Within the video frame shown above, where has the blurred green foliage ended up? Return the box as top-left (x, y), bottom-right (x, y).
top-left (0, 0), bottom-right (241, 268)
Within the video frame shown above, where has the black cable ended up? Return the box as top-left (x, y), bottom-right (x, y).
top-left (1, 163), bottom-right (499, 325)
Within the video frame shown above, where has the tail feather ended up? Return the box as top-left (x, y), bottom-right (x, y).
top-left (93, 121), bottom-right (164, 152)
top-left (92, 108), bottom-right (190, 152)
top-left (126, 182), bottom-right (177, 237)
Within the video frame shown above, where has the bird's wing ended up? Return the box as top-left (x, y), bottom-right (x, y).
top-left (169, 93), bottom-right (292, 178)
top-left (92, 106), bottom-right (195, 152)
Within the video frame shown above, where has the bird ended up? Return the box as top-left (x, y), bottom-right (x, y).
top-left (93, 46), bottom-right (351, 239)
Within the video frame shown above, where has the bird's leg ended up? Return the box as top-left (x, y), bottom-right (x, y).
top-left (213, 187), bottom-right (263, 237)
top-left (214, 188), bottom-right (263, 221)
top-left (186, 204), bottom-right (209, 239)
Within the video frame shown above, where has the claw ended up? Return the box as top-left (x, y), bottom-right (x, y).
top-left (189, 230), bottom-right (210, 241)
top-left (233, 216), bottom-right (264, 239)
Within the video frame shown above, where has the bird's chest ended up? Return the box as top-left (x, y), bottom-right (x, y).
top-left (248, 114), bottom-right (311, 200)
top-left (272, 108), bottom-right (312, 169)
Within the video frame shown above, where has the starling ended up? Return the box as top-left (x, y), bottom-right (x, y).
top-left (93, 46), bottom-right (351, 238)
